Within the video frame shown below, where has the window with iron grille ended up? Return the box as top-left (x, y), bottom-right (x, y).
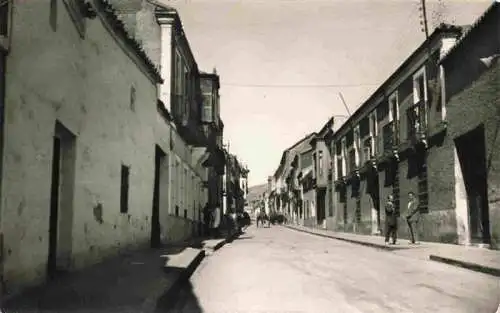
top-left (376, 101), bottom-right (389, 122)
top-left (318, 151), bottom-right (323, 177)
top-left (414, 74), bottom-right (426, 103)
top-left (407, 106), bottom-right (418, 140)
top-left (348, 149), bottom-right (356, 173)
top-left (355, 197), bottom-right (361, 223)
top-left (382, 122), bottom-right (393, 153)
top-left (370, 113), bottom-right (378, 137)
top-left (362, 137), bottom-right (372, 163)
top-left (202, 94), bottom-right (212, 122)
top-left (336, 158), bottom-right (343, 179)
top-left (359, 116), bottom-right (370, 138)
top-left (346, 130), bottom-right (354, 147)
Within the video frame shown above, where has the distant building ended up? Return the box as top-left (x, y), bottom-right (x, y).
top-left (270, 133), bottom-right (317, 224)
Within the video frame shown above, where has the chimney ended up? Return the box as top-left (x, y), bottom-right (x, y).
top-left (107, 0), bottom-right (143, 38)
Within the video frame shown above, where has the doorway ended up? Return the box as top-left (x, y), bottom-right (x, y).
top-left (48, 122), bottom-right (76, 279)
top-left (454, 124), bottom-right (491, 245)
top-left (151, 145), bottom-right (166, 248)
top-left (316, 188), bottom-right (326, 225)
top-left (367, 169), bottom-right (380, 233)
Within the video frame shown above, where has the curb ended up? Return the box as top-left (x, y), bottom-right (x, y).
top-left (212, 240), bottom-right (226, 252)
top-left (284, 225), bottom-right (399, 251)
top-left (153, 249), bottom-right (206, 312)
top-left (429, 255), bottom-right (500, 278)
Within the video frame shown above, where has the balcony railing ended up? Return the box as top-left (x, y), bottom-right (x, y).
top-left (407, 99), bottom-right (427, 143)
top-left (336, 159), bottom-right (343, 180)
top-left (382, 122), bottom-right (394, 153)
top-left (348, 149), bottom-right (356, 173)
top-left (393, 120), bottom-right (399, 146)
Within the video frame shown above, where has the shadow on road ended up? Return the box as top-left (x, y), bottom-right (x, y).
top-left (156, 280), bottom-right (203, 313)
top-left (1, 248), bottom-right (181, 313)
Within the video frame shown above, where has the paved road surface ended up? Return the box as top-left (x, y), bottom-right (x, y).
top-left (167, 226), bottom-right (500, 313)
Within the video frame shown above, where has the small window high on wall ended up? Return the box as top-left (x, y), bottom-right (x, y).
top-left (120, 165), bottom-right (130, 214)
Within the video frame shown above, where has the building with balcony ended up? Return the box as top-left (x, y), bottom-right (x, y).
top-left (270, 133), bottom-right (317, 224)
top-left (440, 2), bottom-right (499, 249)
top-left (310, 117), bottom-right (336, 229)
top-left (200, 70), bottom-right (226, 212)
top-left (110, 1), bottom-right (227, 242)
top-left (330, 24), bottom-right (466, 242)
top-left (222, 152), bottom-right (249, 214)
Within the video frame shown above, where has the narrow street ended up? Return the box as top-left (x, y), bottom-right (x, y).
top-left (168, 226), bottom-right (500, 313)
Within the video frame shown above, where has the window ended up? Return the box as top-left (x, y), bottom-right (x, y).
top-left (202, 93), bottom-right (212, 122)
top-left (348, 149), bottom-right (356, 173)
top-left (301, 150), bottom-right (313, 168)
top-left (376, 101), bottom-right (389, 122)
top-left (0, 0), bottom-right (11, 47)
top-left (346, 130), bottom-right (354, 148)
top-left (341, 138), bottom-right (347, 174)
top-left (413, 68), bottom-right (427, 104)
top-left (382, 122), bottom-right (393, 153)
top-left (120, 165), bottom-right (130, 213)
top-left (407, 106), bottom-right (419, 140)
top-left (336, 157), bottom-right (343, 179)
top-left (359, 117), bottom-right (370, 138)
top-left (388, 92), bottom-right (399, 122)
top-left (370, 112), bottom-right (378, 137)
top-left (312, 152), bottom-right (317, 177)
top-left (318, 150), bottom-right (323, 176)
top-left (183, 67), bottom-right (189, 118)
top-left (362, 137), bottom-right (372, 163)
top-left (354, 126), bottom-right (360, 166)
top-left (63, 0), bottom-right (86, 37)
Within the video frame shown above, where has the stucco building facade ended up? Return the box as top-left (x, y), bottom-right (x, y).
top-left (0, 0), bottom-right (229, 296)
top-left (110, 0), bottom-right (227, 242)
top-left (0, 0), bottom-right (162, 294)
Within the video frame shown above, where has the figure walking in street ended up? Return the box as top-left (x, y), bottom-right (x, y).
top-left (212, 203), bottom-right (221, 238)
top-left (384, 194), bottom-right (398, 245)
top-left (406, 191), bottom-right (420, 244)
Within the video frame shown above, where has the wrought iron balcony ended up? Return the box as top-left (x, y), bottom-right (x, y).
top-left (382, 122), bottom-right (394, 154)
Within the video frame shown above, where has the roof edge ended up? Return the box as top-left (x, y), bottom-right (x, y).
top-left (97, 0), bottom-right (163, 83)
top-left (333, 23), bottom-right (465, 138)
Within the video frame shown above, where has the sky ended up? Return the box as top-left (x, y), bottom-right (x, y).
top-left (159, 0), bottom-right (491, 187)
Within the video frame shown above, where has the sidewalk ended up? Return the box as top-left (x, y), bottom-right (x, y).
top-left (285, 224), bottom-right (500, 277)
top-left (1, 238), bottom-right (209, 313)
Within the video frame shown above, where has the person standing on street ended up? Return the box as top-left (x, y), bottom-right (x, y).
top-left (384, 194), bottom-right (398, 245)
top-left (203, 203), bottom-right (212, 237)
top-left (212, 203), bottom-right (221, 238)
top-left (406, 191), bottom-right (420, 244)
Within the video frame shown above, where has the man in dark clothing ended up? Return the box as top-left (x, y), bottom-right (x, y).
top-left (203, 203), bottom-right (211, 236)
top-left (384, 194), bottom-right (398, 245)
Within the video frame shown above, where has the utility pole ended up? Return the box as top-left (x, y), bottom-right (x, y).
top-left (419, 0), bottom-right (430, 39)
top-left (338, 92), bottom-right (352, 118)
